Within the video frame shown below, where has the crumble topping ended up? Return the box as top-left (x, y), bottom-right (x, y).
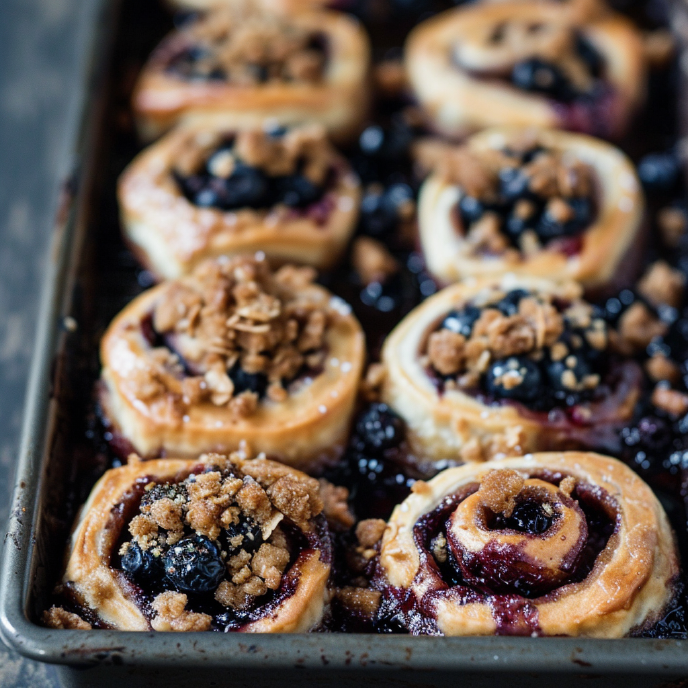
top-left (651, 384), bottom-right (688, 417)
top-left (477, 468), bottom-right (525, 517)
top-left (174, 125), bottom-right (334, 189)
top-left (437, 139), bottom-right (595, 257)
top-left (318, 479), bottom-right (355, 532)
top-left (423, 284), bottom-right (607, 409)
top-left (351, 236), bottom-right (399, 286)
top-left (616, 302), bottom-right (667, 354)
top-left (335, 586), bottom-right (382, 619)
top-left (658, 207), bottom-right (686, 248)
top-left (120, 452), bottom-right (325, 615)
top-left (43, 606), bottom-right (92, 630)
top-left (638, 261), bottom-right (685, 309)
top-left (130, 256), bottom-right (331, 416)
top-left (167, 6), bottom-right (326, 85)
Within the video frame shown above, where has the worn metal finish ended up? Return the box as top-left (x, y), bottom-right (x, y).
top-left (2, 0), bottom-right (688, 686)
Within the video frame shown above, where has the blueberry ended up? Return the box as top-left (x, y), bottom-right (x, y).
top-left (536, 197), bottom-right (591, 241)
top-left (485, 356), bottom-right (542, 402)
top-left (121, 542), bottom-right (163, 584)
top-left (459, 195), bottom-right (485, 224)
top-left (638, 152), bottom-right (681, 191)
top-left (359, 125), bottom-right (385, 156)
top-left (499, 167), bottom-right (530, 202)
top-left (440, 306), bottom-right (481, 337)
top-left (276, 174), bottom-right (323, 208)
top-left (228, 362), bottom-right (268, 397)
top-left (163, 535), bottom-right (225, 595)
top-left (575, 35), bottom-right (603, 78)
top-left (494, 289), bottom-right (529, 316)
top-left (355, 403), bottom-right (405, 453)
top-left (511, 58), bottom-right (573, 101)
top-left (219, 164), bottom-right (270, 210)
top-left (546, 355), bottom-right (592, 395)
top-left (224, 516), bottom-right (263, 554)
top-left (360, 184), bottom-right (414, 239)
top-left (496, 501), bottom-right (553, 534)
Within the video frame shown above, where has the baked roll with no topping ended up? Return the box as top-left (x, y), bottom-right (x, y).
top-left (381, 275), bottom-right (642, 464)
top-left (376, 453), bottom-right (679, 636)
top-left (99, 255), bottom-right (365, 473)
top-left (119, 124), bottom-right (361, 279)
top-left (48, 453), bottom-right (332, 632)
top-left (132, 5), bottom-right (370, 142)
top-left (405, 1), bottom-right (646, 140)
top-left (418, 127), bottom-right (644, 295)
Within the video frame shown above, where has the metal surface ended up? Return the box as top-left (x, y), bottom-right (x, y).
top-left (1, 0), bottom-right (688, 686)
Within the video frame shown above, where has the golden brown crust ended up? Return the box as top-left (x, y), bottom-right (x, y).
top-left (379, 452), bottom-right (679, 637)
top-left (418, 127), bottom-right (644, 293)
top-left (99, 256), bottom-right (365, 472)
top-left (62, 455), bottom-right (331, 632)
top-left (118, 124), bottom-right (361, 279)
top-left (133, 8), bottom-right (370, 142)
top-left (405, 2), bottom-right (646, 139)
top-left (381, 275), bottom-right (641, 464)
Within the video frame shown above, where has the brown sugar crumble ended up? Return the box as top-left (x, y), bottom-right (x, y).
top-left (423, 284), bottom-right (605, 404)
top-left (169, 6), bottom-right (326, 85)
top-left (131, 255), bottom-right (332, 417)
top-left (436, 138), bottom-right (595, 256)
top-left (477, 469), bottom-right (525, 517)
top-left (43, 606), bottom-right (92, 630)
top-left (174, 125), bottom-right (336, 197)
top-left (120, 452), bottom-right (327, 620)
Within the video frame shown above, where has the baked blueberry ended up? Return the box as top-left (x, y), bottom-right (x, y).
top-left (511, 58), bottom-right (573, 101)
top-left (163, 535), bottom-right (225, 595)
top-left (485, 356), bottom-right (542, 402)
top-left (228, 362), bottom-right (268, 398)
top-left (121, 542), bottom-right (163, 584)
top-left (224, 516), bottom-right (264, 554)
top-left (276, 174), bottom-right (323, 208)
top-left (440, 306), bottom-right (481, 337)
top-left (546, 355), bottom-right (593, 395)
top-left (575, 35), bottom-right (603, 78)
top-left (219, 163), bottom-right (270, 210)
top-left (494, 501), bottom-right (553, 534)
top-left (356, 403), bottom-right (405, 453)
top-left (499, 167), bottom-right (531, 202)
top-left (459, 195), bottom-right (485, 224)
top-left (494, 289), bottom-right (528, 316)
top-left (638, 152), bottom-right (681, 191)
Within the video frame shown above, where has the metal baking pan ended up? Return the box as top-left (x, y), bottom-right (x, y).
top-left (2, 0), bottom-right (688, 685)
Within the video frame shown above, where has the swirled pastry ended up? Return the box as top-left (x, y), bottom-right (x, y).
top-left (418, 127), bottom-right (644, 294)
top-left (99, 255), bottom-right (365, 473)
top-left (51, 453), bottom-right (332, 632)
top-left (381, 275), bottom-right (642, 464)
top-left (405, 1), bottom-right (646, 139)
top-left (376, 453), bottom-right (680, 637)
top-left (119, 124), bottom-right (361, 279)
top-left (132, 5), bottom-right (370, 141)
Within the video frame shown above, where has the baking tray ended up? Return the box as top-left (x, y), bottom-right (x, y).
top-left (2, 0), bottom-right (688, 685)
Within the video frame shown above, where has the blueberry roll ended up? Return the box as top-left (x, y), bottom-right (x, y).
top-left (51, 453), bottom-right (332, 632)
top-left (119, 124), bottom-right (361, 279)
top-left (99, 255), bottom-right (365, 473)
top-left (405, 1), bottom-right (645, 139)
top-left (132, 5), bottom-right (370, 142)
top-left (381, 276), bottom-right (642, 464)
top-left (418, 127), bottom-right (644, 295)
top-left (376, 453), bottom-right (679, 636)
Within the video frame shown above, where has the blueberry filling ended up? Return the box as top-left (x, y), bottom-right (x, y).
top-left (454, 146), bottom-right (596, 252)
top-left (426, 289), bottom-right (611, 412)
top-left (509, 34), bottom-right (605, 103)
top-left (228, 362), bottom-right (268, 398)
top-left (163, 535), bottom-right (226, 595)
top-left (175, 143), bottom-right (329, 213)
top-left (491, 501), bottom-right (553, 534)
top-left (224, 516), bottom-right (264, 555)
